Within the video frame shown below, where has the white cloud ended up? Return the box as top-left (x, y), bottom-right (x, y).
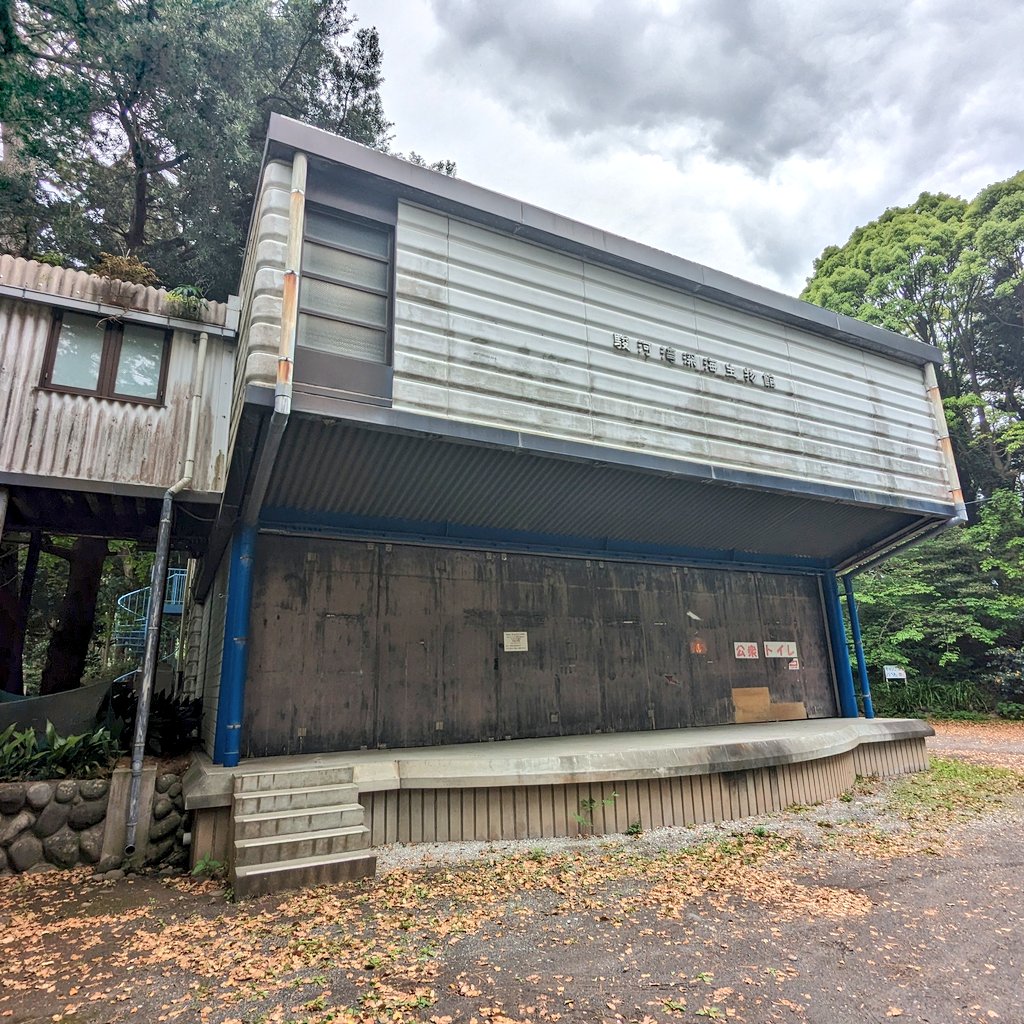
top-left (357, 0), bottom-right (1024, 295)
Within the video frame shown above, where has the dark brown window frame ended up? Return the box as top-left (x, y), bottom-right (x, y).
top-left (39, 310), bottom-right (172, 407)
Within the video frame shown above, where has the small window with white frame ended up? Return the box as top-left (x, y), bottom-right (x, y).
top-left (41, 311), bottom-right (171, 404)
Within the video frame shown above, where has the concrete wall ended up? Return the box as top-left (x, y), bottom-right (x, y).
top-left (391, 204), bottom-right (950, 508)
top-left (0, 257), bottom-right (233, 497)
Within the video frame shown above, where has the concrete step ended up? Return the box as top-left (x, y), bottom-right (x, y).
top-left (232, 850), bottom-right (377, 900)
top-left (233, 825), bottom-right (371, 867)
top-left (234, 765), bottom-right (355, 793)
top-left (233, 782), bottom-right (360, 815)
top-left (234, 802), bottom-right (365, 840)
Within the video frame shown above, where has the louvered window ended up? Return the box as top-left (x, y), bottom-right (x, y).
top-left (298, 208), bottom-right (391, 365)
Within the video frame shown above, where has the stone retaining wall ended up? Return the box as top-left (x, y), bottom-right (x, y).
top-left (0, 763), bottom-right (189, 875)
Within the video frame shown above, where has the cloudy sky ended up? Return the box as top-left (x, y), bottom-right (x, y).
top-left (356, 0), bottom-right (1022, 299)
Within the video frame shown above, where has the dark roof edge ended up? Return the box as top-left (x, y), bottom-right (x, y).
top-left (265, 115), bottom-right (942, 368)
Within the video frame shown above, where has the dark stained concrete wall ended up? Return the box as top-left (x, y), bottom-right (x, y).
top-left (242, 537), bottom-right (838, 757)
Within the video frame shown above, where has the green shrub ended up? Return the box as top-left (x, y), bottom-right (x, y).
top-left (997, 701), bottom-right (1024, 721)
top-left (33, 250), bottom-right (66, 267)
top-left (0, 721), bottom-right (119, 780)
top-left (166, 284), bottom-right (208, 320)
top-left (90, 251), bottom-right (159, 286)
top-left (869, 675), bottom-right (993, 718)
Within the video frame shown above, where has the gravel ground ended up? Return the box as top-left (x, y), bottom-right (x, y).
top-left (2, 723), bottom-right (1023, 1024)
top-left (927, 719), bottom-right (1024, 772)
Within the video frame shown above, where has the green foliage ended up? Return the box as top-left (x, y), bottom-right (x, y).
top-left (3, 1), bottom-right (393, 298)
top-left (573, 791), bottom-right (619, 833)
top-left (90, 252), bottom-right (160, 286)
top-left (851, 490), bottom-right (1024, 713)
top-left (983, 646), bottom-right (1024, 704)
top-left (32, 250), bottom-right (66, 267)
top-left (15, 539), bottom-right (163, 697)
top-left (192, 853), bottom-right (226, 879)
top-left (892, 757), bottom-right (1024, 819)
top-left (166, 284), bottom-right (208, 320)
top-left (106, 677), bottom-right (202, 757)
top-left (803, 174), bottom-right (1024, 503)
top-left (997, 701), bottom-right (1024, 720)
top-left (0, 721), bottom-right (119, 780)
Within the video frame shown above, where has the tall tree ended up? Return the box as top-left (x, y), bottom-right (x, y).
top-left (1, 0), bottom-right (392, 297)
top-left (802, 178), bottom-right (1024, 505)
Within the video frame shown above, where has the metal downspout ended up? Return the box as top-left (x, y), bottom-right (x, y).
top-left (843, 574), bottom-right (875, 719)
top-left (124, 330), bottom-right (209, 856)
top-left (824, 571), bottom-right (859, 718)
top-left (213, 152), bottom-right (306, 768)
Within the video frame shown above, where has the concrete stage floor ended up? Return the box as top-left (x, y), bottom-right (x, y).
top-left (185, 718), bottom-right (933, 810)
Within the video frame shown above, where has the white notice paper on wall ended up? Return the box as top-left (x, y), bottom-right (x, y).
top-left (503, 631), bottom-right (529, 652)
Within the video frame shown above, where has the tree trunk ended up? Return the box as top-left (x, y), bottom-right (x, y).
top-left (39, 537), bottom-right (109, 695)
top-left (0, 541), bottom-right (22, 694)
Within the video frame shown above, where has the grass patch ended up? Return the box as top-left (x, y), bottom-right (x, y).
top-left (892, 757), bottom-right (1024, 819)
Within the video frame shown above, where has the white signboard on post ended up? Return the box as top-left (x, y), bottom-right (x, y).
top-left (883, 665), bottom-right (907, 680)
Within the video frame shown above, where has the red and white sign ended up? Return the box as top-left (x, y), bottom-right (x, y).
top-left (763, 641), bottom-right (798, 659)
top-left (734, 642), bottom-right (760, 660)
top-left (788, 658), bottom-right (800, 671)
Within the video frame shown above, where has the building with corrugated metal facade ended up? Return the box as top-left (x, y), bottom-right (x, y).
top-left (176, 118), bottom-right (957, 891)
top-left (0, 256), bottom-right (236, 547)
top-left (0, 116), bottom-right (959, 892)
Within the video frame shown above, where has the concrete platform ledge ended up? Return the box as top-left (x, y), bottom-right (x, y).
top-left (184, 719), bottom-right (932, 865)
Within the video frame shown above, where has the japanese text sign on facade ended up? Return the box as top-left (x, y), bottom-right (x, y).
top-left (763, 641), bottom-right (798, 659)
top-left (611, 333), bottom-right (782, 392)
top-left (734, 642), bottom-right (760, 659)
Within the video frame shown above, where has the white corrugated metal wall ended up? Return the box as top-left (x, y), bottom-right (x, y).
top-left (391, 203), bottom-right (949, 508)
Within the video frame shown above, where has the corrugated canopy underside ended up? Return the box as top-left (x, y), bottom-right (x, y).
top-left (262, 416), bottom-right (941, 566)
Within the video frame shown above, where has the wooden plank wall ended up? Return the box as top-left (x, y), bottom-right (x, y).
top-left (243, 537), bottom-right (839, 757)
top-left (362, 751), bottom-right (858, 846)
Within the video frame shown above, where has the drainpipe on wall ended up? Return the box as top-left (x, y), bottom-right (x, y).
top-left (0, 487), bottom-right (8, 539)
top-left (124, 330), bottom-right (209, 856)
top-left (213, 152), bottom-right (307, 769)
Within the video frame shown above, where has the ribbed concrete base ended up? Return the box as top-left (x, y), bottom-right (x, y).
top-left (363, 750), bottom-right (857, 844)
top-left (185, 719), bottom-right (933, 872)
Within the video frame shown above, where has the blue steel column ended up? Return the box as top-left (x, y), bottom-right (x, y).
top-left (213, 525), bottom-right (257, 766)
top-left (823, 571), bottom-right (859, 718)
top-left (842, 574), bottom-right (876, 719)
